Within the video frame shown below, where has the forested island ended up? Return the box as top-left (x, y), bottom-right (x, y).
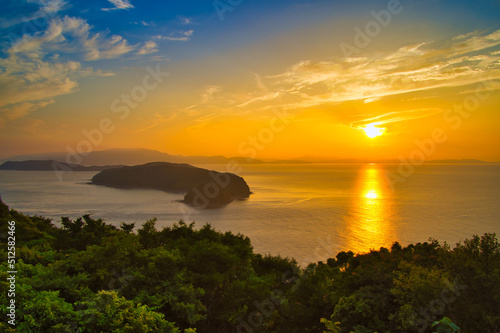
top-left (91, 162), bottom-right (252, 208)
top-left (0, 199), bottom-right (499, 332)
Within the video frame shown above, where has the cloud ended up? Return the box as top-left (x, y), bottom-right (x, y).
top-left (7, 16), bottom-right (136, 61)
top-left (135, 113), bottom-right (177, 134)
top-left (237, 92), bottom-right (281, 107)
top-left (363, 97), bottom-right (380, 103)
top-left (0, 0), bottom-right (68, 28)
top-left (236, 29), bottom-right (500, 111)
top-left (0, 16), bottom-right (131, 122)
top-left (137, 41), bottom-right (158, 55)
top-left (102, 0), bottom-right (134, 11)
top-left (0, 56), bottom-right (80, 119)
top-left (253, 72), bottom-right (267, 90)
top-left (350, 108), bottom-right (443, 130)
top-left (154, 30), bottom-right (194, 42)
top-left (22, 118), bottom-right (45, 134)
top-left (0, 70), bottom-right (77, 125)
top-left (179, 16), bottom-right (193, 25)
top-left (132, 21), bottom-right (154, 26)
top-left (195, 113), bottom-right (217, 122)
top-left (3, 100), bottom-right (54, 121)
top-left (201, 86), bottom-right (221, 103)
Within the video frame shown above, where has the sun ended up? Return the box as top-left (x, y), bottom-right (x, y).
top-left (362, 123), bottom-right (386, 138)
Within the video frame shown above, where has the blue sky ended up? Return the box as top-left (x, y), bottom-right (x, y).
top-left (1, 0), bottom-right (500, 160)
top-left (3, 0), bottom-right (498, 66)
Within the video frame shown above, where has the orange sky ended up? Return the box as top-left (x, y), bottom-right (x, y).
top-left (1, 1), bottom-right (500, 162)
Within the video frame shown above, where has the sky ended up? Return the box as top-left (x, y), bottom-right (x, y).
top-left (1, 0), bottom-right (500, 161)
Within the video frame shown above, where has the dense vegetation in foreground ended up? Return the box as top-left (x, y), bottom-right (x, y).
top-left (0, 199), bottom-right (499, 333)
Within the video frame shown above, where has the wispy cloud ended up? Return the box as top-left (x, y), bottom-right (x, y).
top-left (132, 20), bottom-right (154, 26)
top-left (0, 16), bottom-right (129, 124)
top-left (235, 29), bottom-right (500, 111)
top-left (22, 118), bottom-right (45, 134)
top-left (195, 113), bottom-right (217, 122)
top-left (201, 86), bottom-right (221, 103)
top-left (8, 16), bottom-right (136, 61)
top-left (0, 56), bottom-right (81, 110)
top-left (135, 113), bottom-right (177, 134)
top-left (102, 0), bottom-right (134, 12)
top-left (350, 108), bottom-right (443, 130)
top-left (154, 30), bottom-right (193, 42)
top-left (3, 100), bottom-right (55, 121)
top-left (0, 0), bottom-right (68, 28)
top-left (237, 92), bottom-right (281, 107)
top-left (137, 41), bottom-right (158, 55)
top-left (179, 16), bottom-right (193, 25)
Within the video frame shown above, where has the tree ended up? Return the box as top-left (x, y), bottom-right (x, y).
top-left (15, 288), bottom-right (76, 333)
top-left (76, 290), bottom-right (179, 332)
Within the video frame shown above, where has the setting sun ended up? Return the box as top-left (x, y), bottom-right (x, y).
top-left (362, 123), bottom-right (386, 139)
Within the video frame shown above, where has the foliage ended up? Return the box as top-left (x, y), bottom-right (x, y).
top-left (0, 198), bottom-right (499, 332)
top-left (76, 290), bottom-right (178, 332)
top-left (320, 318), bottom-right (341, 333)
top-left (432, 317), bottom-right (460, 333)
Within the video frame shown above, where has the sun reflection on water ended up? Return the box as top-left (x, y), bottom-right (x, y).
top-left (364, 189), bottom-right (378, 199)
top-left (343, 165), bottom-right (397, 254)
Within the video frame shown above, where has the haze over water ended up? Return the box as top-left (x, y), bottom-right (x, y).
top-left (1, 163), bottom-right (498, 266)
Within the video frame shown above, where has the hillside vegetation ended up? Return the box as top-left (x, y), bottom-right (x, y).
top-left (0, 199), bottom-right (499, 332)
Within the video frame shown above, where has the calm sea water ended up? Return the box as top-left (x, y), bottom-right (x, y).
top-left (0, 164), bottom-right (498, 266)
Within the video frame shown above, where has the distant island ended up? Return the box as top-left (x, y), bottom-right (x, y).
top-left (91, 162), bottom-right (252, 209)
top-left (0, 148), bottom-right (313, 166)
top-left (425, 159), bottom-right (490, 164)
top-left (0, 160), bottom-right (121, 171)
top-left (2, 148), bottom-right (495, 166)
top-left (0, 148), bottom-right (268, 166)
top-left (0, 156), bottom-right (492, 174)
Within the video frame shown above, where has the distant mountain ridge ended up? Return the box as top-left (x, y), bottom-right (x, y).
top-left (1, 148), bottom-right (493, 166)
top-left (425, 159), bottom-right (490, 164)
top-left (1, 148), bottom-right (268, 166)
top-left (0, 160), bottom-right (121, 171)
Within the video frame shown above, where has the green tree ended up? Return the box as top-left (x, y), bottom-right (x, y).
top-left (17, 289), bottom-right (76, 333)
top-left (76, 290), bottom-right (179, 332)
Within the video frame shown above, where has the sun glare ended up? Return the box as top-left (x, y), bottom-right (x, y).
top-left (362, 123), bottom-right (386, 139)
top-left (364, 189), bottom-right (378, 199)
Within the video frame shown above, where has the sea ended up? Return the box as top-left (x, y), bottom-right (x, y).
top-left (0, 164), bottom-right (499, 266)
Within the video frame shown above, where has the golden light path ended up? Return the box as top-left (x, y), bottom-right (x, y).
top-left (344, 165), bottom-right (397, 254)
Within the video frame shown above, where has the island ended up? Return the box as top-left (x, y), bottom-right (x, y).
top-left (91, 162), bottom-right (252, 208)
